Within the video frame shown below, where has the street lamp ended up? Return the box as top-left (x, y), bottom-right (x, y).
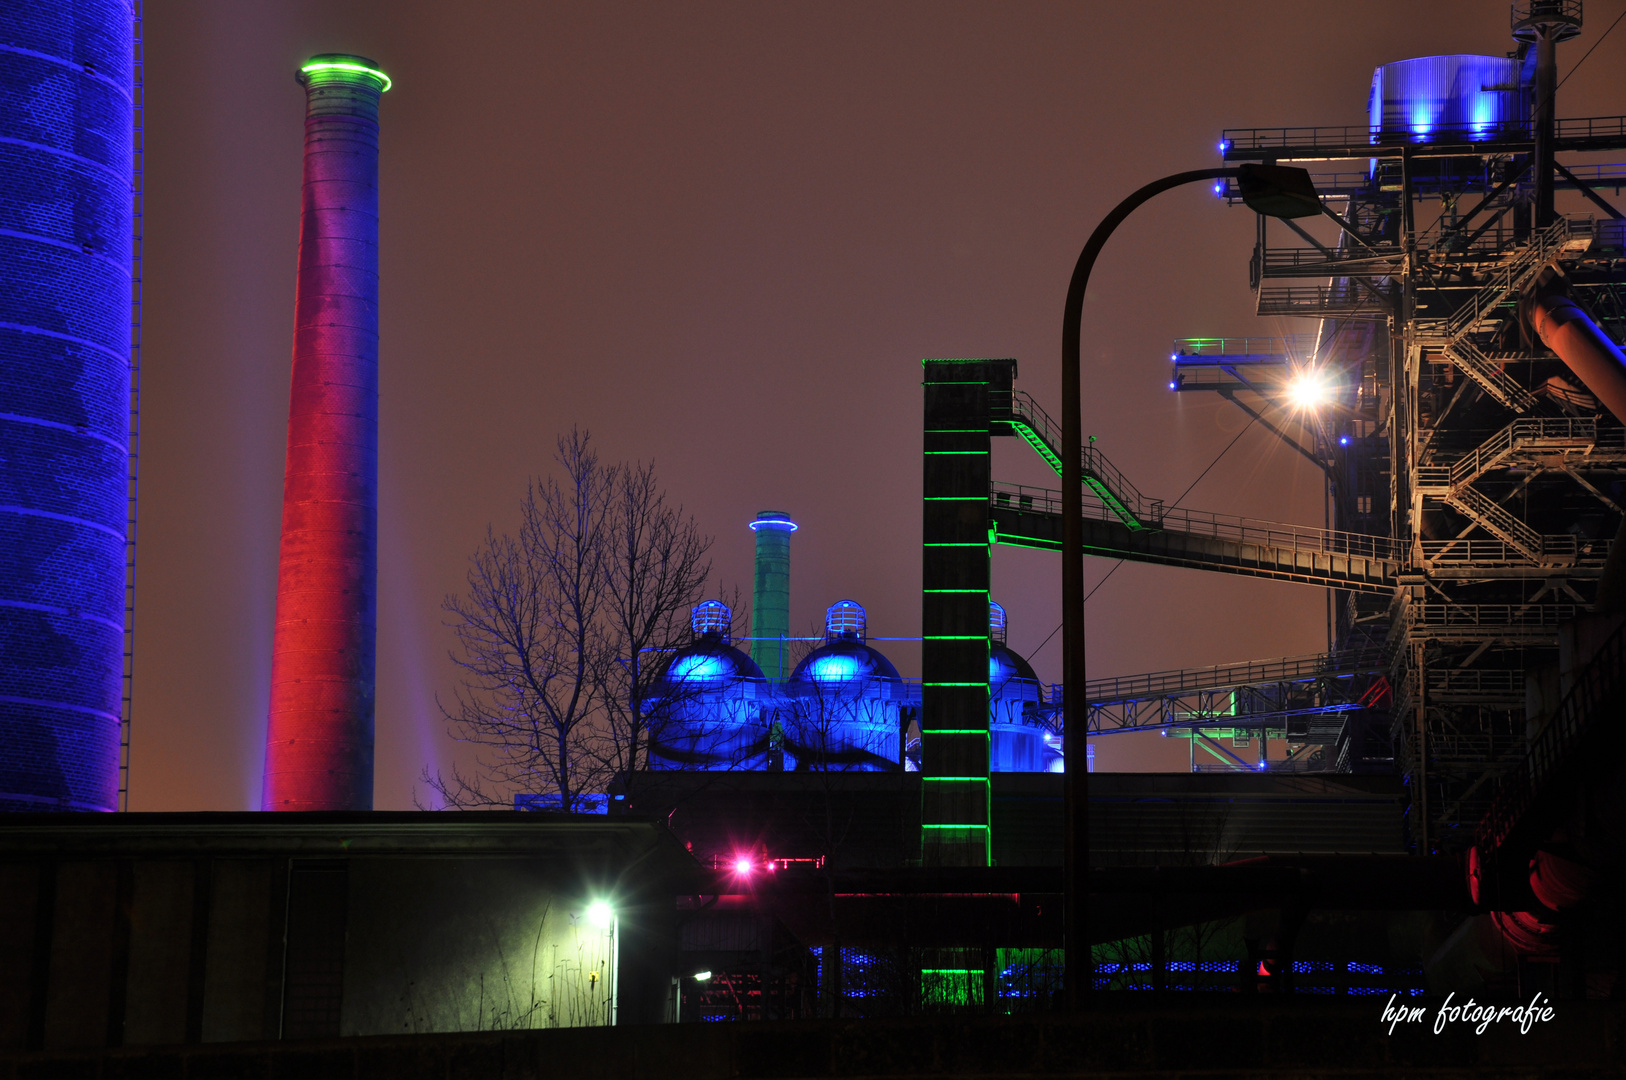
top-left (586, 900), bottom-right (619, 1024)
top-left (1285, 368), bottom-right (1334, 410)
top-left (1061, 162), bottom-right (1321, 1007)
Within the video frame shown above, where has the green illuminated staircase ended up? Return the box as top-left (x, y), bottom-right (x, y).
top-left (1002, 390), bottom-right (1164, 531)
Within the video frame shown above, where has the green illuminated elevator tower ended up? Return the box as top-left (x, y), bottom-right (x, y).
top-left (920, 358), bottom-right (1014, 866)
top-left (749, 511), bottom-right (797, 679)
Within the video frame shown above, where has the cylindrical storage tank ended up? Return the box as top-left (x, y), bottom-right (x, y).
top-left (648, 602), bottom-right (768, 769)
top-left (0, 3), bottom-right (132, 811)
top-left (1367, 55), bottom-right (1524, 142)
top-left (987, 602), bottom-right (1048, 772)
top-left (749, 511), bottom-right (796, 680)
top-left (782, 601), bottom-right (903, 771)
top-left (262, 56), bottom-right (390, 811)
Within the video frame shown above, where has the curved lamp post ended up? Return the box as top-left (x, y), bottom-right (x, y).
top-left (1062, 163), bottom-right (1321, 1005)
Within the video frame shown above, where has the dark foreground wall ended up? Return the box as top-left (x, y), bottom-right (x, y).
top-left (0, 1003), bottom-right (1619, 1079)
top-left (0, 814), bottom-right (692, 1051)
top-left (628, 771), bottom-right (1405, 870)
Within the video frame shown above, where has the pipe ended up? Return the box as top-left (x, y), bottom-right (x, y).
top-left (1527, 293), bottom-right (1626, 427)
top-left (1534, 24), bottom-right (1557, 227)
top-left (262, 56), bottom-right (390, 811)
top-left (748, 512), bottom-right (796, 680)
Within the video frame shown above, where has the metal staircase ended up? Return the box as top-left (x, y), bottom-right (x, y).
top-left (1436, 340), bottom-right (1538, 413)
top-left (1001, 390), bottom-right (1165, 531)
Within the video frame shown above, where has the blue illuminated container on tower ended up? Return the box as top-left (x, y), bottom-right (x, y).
top-left (0, 3), bottom-right (132, 811)
top-left (648, 601), bottom-right (770, 769)
top-left (1368, 55), bottom-right (1524, 143)
top-left (782, 601), bottom-right (905, 771)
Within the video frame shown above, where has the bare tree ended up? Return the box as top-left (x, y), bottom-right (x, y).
top-left (427, 431), bottom-right (613, 809)
top-left (594, 459), bottom-right (713, 799)
top-left (426, 430), bottom-right (715, 811)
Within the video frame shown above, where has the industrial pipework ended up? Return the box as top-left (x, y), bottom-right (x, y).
top-left (262, 55), bottom-right (390, 811)
top-left (748, 511), bottom-right (796, 680)
top-left (1525, 289), bottom-right (1626, 427)
top-left (0, 2), bottom-right (133, 811)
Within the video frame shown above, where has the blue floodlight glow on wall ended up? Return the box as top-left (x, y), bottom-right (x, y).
top-left (808, 654), bottom-right (866, 682)
top-left (669, 654), bottom-right (732, 683)
top-left (0, 2), bottom-right (133, 811)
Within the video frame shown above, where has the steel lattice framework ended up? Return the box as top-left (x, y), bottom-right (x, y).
top-left (918, 13), bottom-right (1626, 857)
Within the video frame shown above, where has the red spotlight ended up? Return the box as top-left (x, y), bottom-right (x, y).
top-left (733, 856), bottom-right (753, 875)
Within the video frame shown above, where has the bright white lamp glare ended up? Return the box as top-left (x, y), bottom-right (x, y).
top-left (733, 857), bottom-right (753, 875)
top-left (1286, 369), bottom-right (1331, 409)
top-left (694, 970), bottom-right (713, 981)
top-left (587, 900), bottom-right (613, 928)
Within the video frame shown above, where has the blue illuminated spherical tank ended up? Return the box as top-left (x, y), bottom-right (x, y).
top-left (656, 638), bottom-right (765, 689)
top-left (647, 633), bottom-right (768, 770)
top-left (0, 3), bottom-right (132, 811)
top-left (790, 640), bottom-right (903, 685)
top-left (989, 643), bottom-right (1039, 688)
top-left (990, 642), bottom-right (1050, 773)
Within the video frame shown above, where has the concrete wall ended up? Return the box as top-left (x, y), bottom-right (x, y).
top-left (0, 815), bottom-right (688, 1050)
top-left (343, 859), bottom-right (616, 1034)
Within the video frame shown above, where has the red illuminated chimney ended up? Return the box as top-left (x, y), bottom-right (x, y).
top-left (262, 55), bottom-right (391, 811)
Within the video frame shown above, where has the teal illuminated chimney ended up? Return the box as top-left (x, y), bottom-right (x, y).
top-left (748, 511), bottom-right (796, 679)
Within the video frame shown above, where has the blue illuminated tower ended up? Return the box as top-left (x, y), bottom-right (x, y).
top-left (0, 2), bottom-right (133, 811)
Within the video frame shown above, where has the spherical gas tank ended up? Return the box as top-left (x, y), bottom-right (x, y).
top-left (648, 603), bottom-right (768, 769)
top-left (780, 601), bottom-right (904, 771)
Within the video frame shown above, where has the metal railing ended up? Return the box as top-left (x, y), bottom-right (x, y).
top-left (1424, 667), bottom-right (1526, 701)
top-left (1440, 218), bottom-right (1579, 340)
top-left (1434, 340), bottom-right (1539, 412)
top-left (1476, 617), bottom-right (1626, 857)
top-left (1084, 647), bottom-right (1388, 705)
top-left (1257, 284), bottom-right (1387, 318)
top-left (1170, 335), bottom-right (1318, 358)
top-left (1405, 603), bottom-right (1578, 633)
top-left (1419, 417), bottom-right (1599, 494)
top-left (990, 481), bottom-right (1402, 562)
top-left (1222, 115), bottom-right (1626, 153)
top-left (1003, 391), bottom-right (1165, 526)
top-left (1258, 248), bottom-right (1403, 275)
top-left (1420, 535), bottom-right (1610, 566)
top-left (1440, 486), bottom-right (1544, 560)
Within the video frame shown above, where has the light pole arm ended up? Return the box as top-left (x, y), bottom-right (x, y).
top-left (1062, 167), bottom-right (1239, 1007)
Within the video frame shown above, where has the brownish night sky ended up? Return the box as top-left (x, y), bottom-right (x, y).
top-left (133, 2), bottom-right (1626, 809)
